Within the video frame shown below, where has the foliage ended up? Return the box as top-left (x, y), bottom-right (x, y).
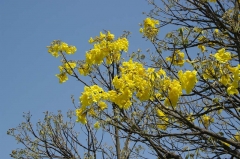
top-left (9, 0), bottom-right (240, 158)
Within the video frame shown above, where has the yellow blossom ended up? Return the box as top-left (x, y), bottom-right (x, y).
top-left (78, 64), bottom-right (91, 76)
top-left (56, 72), bottom-right (68, 83)
top-left (157, 69), bottom-right (166, 77)
top-left (178, 70), bottom-right (197, 94)
top-left (227, 86), bottom-right (239, 95)
top-left (234, 132), bottom-right (240, 142)
top-left (76, 108), bottom-right (87, 124)
top-left (98, 101), bottom-right (107, 110)
top-left (166, 50), bottom-right (185, 66)
top-left (201, 114), bottom-right (214, 128)
top-left (65, 46), bottom-right (77, 55)
top-left (219, 74), bottom-right (230, 86)
top-left (106, 31), bottom-right (115, 41)
top-left (47, 41), bottom-right (77, 56)
top-left (140, 17), bottom-right (159, 39)
top-left (79, 85), bottom-right (108, 108)
top-left (88, 37), bottom-right (94, 44)
top-left (214, 48), bottom-right (231, 63)
top-left (63, 62), bottom-right (76, 75)
top-left (94, 121), bottom-right (100, 129)
top-left (88, 108), bottom-right (96, 117)
top-left (214, 29), bottom-right (219, 34)
top-left (198, 45), bottom-right (206, 52)
top-left (164, 80), bottom-right (182, 107)
top-left (203, 67), bottom-right (215, 80)
top-left (99, 32), bottom-right (106, 40)
top-left (187, 114), bottom-right (194, 123)
top-left (85, 33), bottom-right (128, 66)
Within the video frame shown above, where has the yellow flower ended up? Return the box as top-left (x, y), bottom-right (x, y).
top-left (157, 123), bottom-right (168, 130)
top-left (164, 80), bottom-right (182, 107)
top-left (76, 108), bottom-right (87, 124)
top-left (65, 62), bottom-right (76, 69)
top-left (99, 32), bottom-right (106, 40)
top-left (47, 41), bottom-right (77, 56)
top-left (84, 33), bottom-right (128, 66)
top-left (98, 101), bottom-right (107, 110)
top-left (178, 70), bottom-right (197, 94)
top-left (157, 109), bottom-right (166, 118)
top-left (214, 48), bottom-right (231, 63)
top-left (88, 108), bottom-right (96, 117)
top-left (58, 66), bottom-right (64, 73)
top-left (94, 121), bottom-right (100, 129)
top-left (234, 132), bottom-right (240, 142)
top-left (201, 114), bottom-right (214, 128)
top-left (227, 86), bottom-right (239, 95)
top-left (47, 43), bottom-right (59, 57)
top-left (56, 72), bottom-right (68, 83)
top-left (203, 67), bottom-right (215, 80)
top-left (187, 114), bottom-right (194, 123)
top-left (88, 37), bottom-right (94, 44)
top-left (106, 31), bottom-right (114, 41)
top-left (63, 62), bottom-right (76, 75)
top-left (219, 74), bottom-right (230, 86)
top-left (79, 85), bottom-right (108, 108)
top-left (198, 45), bottom-right (206, 52)
top-left (60, 42), bottom-right (68, 52)
top-left (214, 29), bottom-right (219, 34)
top-left (65, 46), bottom-right (77, 55)
top-left (157, 69), bottom-right (166, 77)
top-left (140, 17), bottom-right (159, 39)
top-left (166, 50), bottom-right (185, 67)
top-left (78, 64), bottom-right (91, 76)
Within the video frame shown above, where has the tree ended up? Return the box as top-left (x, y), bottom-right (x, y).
top-left (9, 0), bottom-right (240, 158)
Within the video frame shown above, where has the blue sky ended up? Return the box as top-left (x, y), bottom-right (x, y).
top-left (0, 0), bottom-right (158, 158)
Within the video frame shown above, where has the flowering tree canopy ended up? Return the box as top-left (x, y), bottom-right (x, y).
top-left (9, 0), bottom-right (240, 159)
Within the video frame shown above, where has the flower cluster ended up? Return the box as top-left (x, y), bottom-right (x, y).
top-left (213, 48), bottom-right (231, 63)
top-left (47, 32), bottom-right (199, 130)
top-left (85, 31), bottom-right (128, 66)
top-left (111, 59), bottom-right (155, 108)
top-left (140, 17), bottom-right (159, 39)
top-left (178, 70), bottom-right (198, 94)
top-left (79, 85), bottom-right (109, 108)
top-left (47, 40), bottom-right (77, 57)
top-left (200, 48), bottom-right (239, 95)
top-left (78, 63), bottom-right (91, 76)
top-left (163, 79), bottom-right (182, 107)
top-left (76, 57), bottom-right (198, 123)
top-left (56, 62), bottom-right (76, 83)
top-left (201, 114), bottom-right (214, 128)
top-left (166, 50), bottom-right (185, 66)
top-left (76, 85), bottom-right (109, 124)
top-left (76, 31), bottom-right (129, 77)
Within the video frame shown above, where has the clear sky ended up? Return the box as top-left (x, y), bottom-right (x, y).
top-left (0, 0), bottom-right (160, 158)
